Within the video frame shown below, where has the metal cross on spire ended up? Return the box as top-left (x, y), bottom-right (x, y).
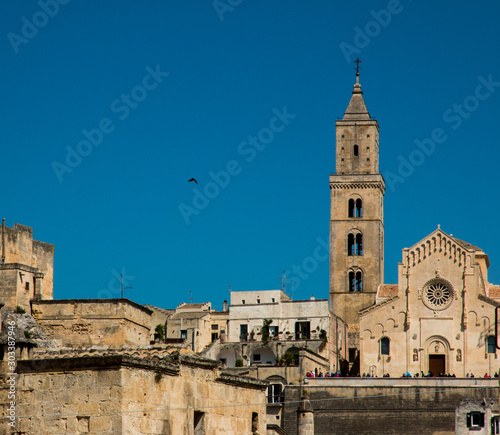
top-left (354, 58), bottom-right (362, 76)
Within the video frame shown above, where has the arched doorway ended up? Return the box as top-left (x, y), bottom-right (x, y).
top-left (425, 336), bottom-right (450, 376)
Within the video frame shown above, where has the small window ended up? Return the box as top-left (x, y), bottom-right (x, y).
top-left (355, 271), bottom-right (362, 292)
top-left (366, 158), bottom-right (370, 161)
top-left (253, 353), bottom-right (261, 362)
top-left (341, 146), bottom-right (344, 150)
top-left (492, 416), bottom-right (500, 434)
top-left (341, 135), bottom-right (345, 138)
top-left (194, 411), bottom-right (205, 435)
top-left (467, 412), bottom-right (485, 428)
top-left (240, 324), bottom-right (248, 340)
top-left (487, 336), bottom-right (496, 354)
top-left (356, 233), bottom-right (363, 256)
top-left (341, 158), bottom-right (344, 161)
top-left (257, 299), bottom-right (260, 304)
top-left (355, 198), bottom-right (362, 217)
top-left (353, 145), bottom-right (359, 156)
top-left (221, 329), bottom-right (226, 334)
top-left (348, 199), bottom-right (355, 218)
top-left (348, 271), bottom-right (355, 292)
top-left (181, 330), bottom-right (188, 339)
top-left (366, 146), bottom-right (370, 149)
top-left (252, 412), bottom-right (259, 433)
top-left (271, 298), bottom-right (275, 303)
top-left (25, 282), bottom-right (30, 290)
top-left (381, 337), bottom-right (390, 355)
top-left (242, 300), bottom-right (245, 304)
top-left (219, 358), bottom-right (227, 366)
top-left (267, 384), bottom-right (283, 404)
top-left (367, 134), bottom-right (370, 137)
top-left (211, 324), bottom-right (218, 330)
top-left (348, 233), bottom-right (355, 256)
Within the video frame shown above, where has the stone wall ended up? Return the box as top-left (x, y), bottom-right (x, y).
top-left (0, 223), bottom-right (54, 304)
top-left (5, 353), bottom-right (268, 435)
top-left (31, 299), bottom-right (152, 348)
top-left (282, 379), bottom-right (499, 435)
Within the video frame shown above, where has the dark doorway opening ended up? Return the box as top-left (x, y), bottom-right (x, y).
top-left (429, 354), bottom-right (445, 376)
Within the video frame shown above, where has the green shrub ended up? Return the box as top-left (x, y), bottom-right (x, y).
top-left (235, 359), bottom-right (244, 367)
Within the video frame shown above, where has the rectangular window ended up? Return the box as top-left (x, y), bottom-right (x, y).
top-left (269, 326), bottom-right (279, 338)
top-left (194, 411), bottom-right (205, 435)
top-left (267, 384), bottom-right (283, 404)
top-left (180, 330), bottom-right (187, 339)
top-left (240, 324), bottom-right (248, 341)
top-left (295, 321), bottom-right (310, 340)
top-left (211, 324), bottom-right (218, 330)
top-left (211, 332), bottom-right (218, 342)
top-left (492, 416), bottom-right (500, 434)
top-left (25, 282), bottom-right (30, 290)
top-left (253, 353), bottom-right (261, 362)
top-left (242, 300), bottom-right (245, 304)
top-left (467, 412), bottom-right (485, 428)
top-left (251, 412), bottom-right (259, 433)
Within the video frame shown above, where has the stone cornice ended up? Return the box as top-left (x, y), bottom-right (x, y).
top-left (16, 355), bottom-right (180, 376)
top-left (359, 295), bottom-right (399, 316)
top-left (0, 263), bottom-right (42, 274)
top-left (216, 372), bottom-right (268, 391)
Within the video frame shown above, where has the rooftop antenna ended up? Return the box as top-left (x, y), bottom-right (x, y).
top-left (188, 290), bottom-right (193, 304)
top-left (228, 284), bottom-right (232, 293)
top-left (120, 274), bottom-right (132, 299)
top-left (281, 271), bottom-right (287, 292)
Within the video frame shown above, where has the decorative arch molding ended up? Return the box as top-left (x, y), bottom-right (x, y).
top-left (387, 318), bottom-right (398, 329)
top-left (407, 234), bottom-right (467, 268)
top-left (374, 322), bottom-right (385, 336)
top-left (479, 316), bottom-right (491, 331)
top-left (467, 310), bottom-right (480, 327)
top-left (424, 335), bottom-right (451, 355)
top-left (361, 328), bottom-right (373, 340)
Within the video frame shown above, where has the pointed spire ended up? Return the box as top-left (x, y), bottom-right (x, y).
top-left (342, 60), bottom-right (371, 120)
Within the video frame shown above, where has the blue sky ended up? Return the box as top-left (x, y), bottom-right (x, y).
top-left (1, 1), bottom-right (499, 310)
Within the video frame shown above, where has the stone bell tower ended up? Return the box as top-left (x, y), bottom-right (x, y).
top-left (329, 64), bottom-right (385, 349)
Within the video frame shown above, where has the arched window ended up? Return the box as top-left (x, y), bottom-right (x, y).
top-left (381, 337), bottom-right (390, 355)
top-left (348, 234), bottom-right (354, 256)
top-left (355, 199), bottom-right (362, 217)
top-left (353, 145), bottom-right (359, 156)
top-left (356, 233), bottom-right (363, 256)
top-left (348, 199), bottom-right (355, 218)
top-left (349, 271), bottom-right (355, 291)
top-left (487, 336), bottom-right (496, 354)
top-left (355, 271), bottom-right (362, 292)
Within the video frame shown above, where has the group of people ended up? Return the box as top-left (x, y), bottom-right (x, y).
top-left (306, 370), bottom-right (499, 378)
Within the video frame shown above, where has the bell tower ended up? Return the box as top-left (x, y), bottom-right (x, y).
top-left (329, 65), bottom-right (385, 345)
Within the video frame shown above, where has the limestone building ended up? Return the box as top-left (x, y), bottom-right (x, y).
top-left (359, 228), bottom-right (500, 378)
top-left (329, 71), bottom-right (500, 380)
top-left (329, 71), bottom-right (385, 372)
top-left (0, 221), bottom-right (54, 311)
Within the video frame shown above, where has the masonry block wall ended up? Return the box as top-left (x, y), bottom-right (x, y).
top-left (31, 299), bottom-right (152, 348)
top-left (282, 382), bottom-right (499, 435)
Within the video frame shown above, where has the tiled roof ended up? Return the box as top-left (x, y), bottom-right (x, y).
top-left (451, 237), bottom-right (482, 252)
top-left (170, 312), bottom-right (208, 320)
top-left (377, 284), bottom-right (398, 298)
top-left (488, 285), bottom-right (500, 298)
top-left (32, 345), bottom-right (193, 361)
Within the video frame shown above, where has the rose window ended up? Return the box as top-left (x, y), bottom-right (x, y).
top-left (422, 279), bottom-right (454, 310)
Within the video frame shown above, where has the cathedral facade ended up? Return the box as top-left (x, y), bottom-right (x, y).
top-left (329, 72), bottom-right (500, 377)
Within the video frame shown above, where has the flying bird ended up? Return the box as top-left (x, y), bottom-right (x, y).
top-left (188, 178), bottom-right (198, 184)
